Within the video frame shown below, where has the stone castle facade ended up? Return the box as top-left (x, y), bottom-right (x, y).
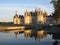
top-left (13, 13), bottom-right (20, 24)
top-left (13, 8), bottom-right (47, 24)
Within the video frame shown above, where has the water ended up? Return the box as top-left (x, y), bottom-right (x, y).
top-left (0, 29), bottom-right (60, 45)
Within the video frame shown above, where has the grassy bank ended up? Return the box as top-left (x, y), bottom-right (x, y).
top-left (0, 23), bottom-right (44, 27)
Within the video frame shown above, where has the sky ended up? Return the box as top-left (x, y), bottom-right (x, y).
top-left (0, 0), bottom-right (54, 22)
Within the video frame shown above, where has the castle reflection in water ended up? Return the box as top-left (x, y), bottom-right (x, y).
top-left (0, 28), bottom-right (60, 45)
top-left (0, 29), bottom-right (48, 41)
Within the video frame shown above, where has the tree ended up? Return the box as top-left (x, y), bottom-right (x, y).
top-left (51, 0), bottom-right (60, 21)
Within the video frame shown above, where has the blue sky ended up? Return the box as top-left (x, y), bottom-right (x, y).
top-left (0, 0), bottom-right (54, 22)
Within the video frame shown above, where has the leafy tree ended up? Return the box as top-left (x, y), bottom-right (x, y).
top-left (51, 0), bottom-right (60, 21)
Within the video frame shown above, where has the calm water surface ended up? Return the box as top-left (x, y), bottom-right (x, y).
top-left (0, 29), bottom-right (60, 45)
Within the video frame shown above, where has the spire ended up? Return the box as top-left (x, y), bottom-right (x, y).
top-left (37, 8), bottom-right (41, 11)
top-left (16, 10), bottom-right (18, 15)
top-left (36, 8), bottom-right (41, 13)
top-left (14, 11), bottom-right (19, 18)
top-left (25, 9), bottom-right (29, 13)
top-left (35, 8), bottom-right (38, 12)
top-left (38, 8), bottom-right (41, 11)
top-left (25, 9), bottom-right (29, 16)
top-left (44, 10), bottom-right (48, 16)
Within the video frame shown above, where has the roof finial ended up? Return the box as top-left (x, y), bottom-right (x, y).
top-left (39, 8), bottom-right (41, 10)
top-left (35, 8), bottom-right (38, 12)
top-left (16, 10), bottom-right (18, 14)
top-left (26, 9), bottom-right (28, 12)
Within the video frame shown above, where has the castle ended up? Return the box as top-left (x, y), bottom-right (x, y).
top-left (13, 8), bottom-right (47, 24)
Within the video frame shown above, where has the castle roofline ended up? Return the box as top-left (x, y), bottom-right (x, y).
top-left (19, 15), bottom-right (24, 18)
top-left (47, 15), bottom-right (53, 17)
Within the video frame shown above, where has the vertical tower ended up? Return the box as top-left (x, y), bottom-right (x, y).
top-left (24, 10), bottom-right (32, 24)
top-left (43, 11), bottom-right (48, 23)
top-left (37, 8), bottom-right (44, 24)
top-left (13, 11), bottom-right (20, 24)
top-left (30, 10), bottom-right (37, 24)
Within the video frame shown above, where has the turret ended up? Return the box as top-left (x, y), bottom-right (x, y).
top-left (13, 11), bottom-right (20, 24)
top-left (25, 9), bottom-right (29, 16)
top-left (24, 9), bottom-right (32, 24)
top-left (37, 8), bottom-right (44, 24)
top-left (43, 11), bottom-right (48, 17)
top-left (14, 11), bottom-right (19, 18)
top-left (37, 8), bottom-right (43, 15)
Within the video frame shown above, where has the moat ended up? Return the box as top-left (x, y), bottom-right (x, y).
top-left (0, 26), bottom-right (60, 45)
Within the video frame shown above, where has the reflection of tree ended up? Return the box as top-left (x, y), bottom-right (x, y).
top-left (53, 33), bottom-right (60, 40)
top-left (52, 33), bottom-right (60, 45)
top-left (53, 40), bottom-right (58, 45)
